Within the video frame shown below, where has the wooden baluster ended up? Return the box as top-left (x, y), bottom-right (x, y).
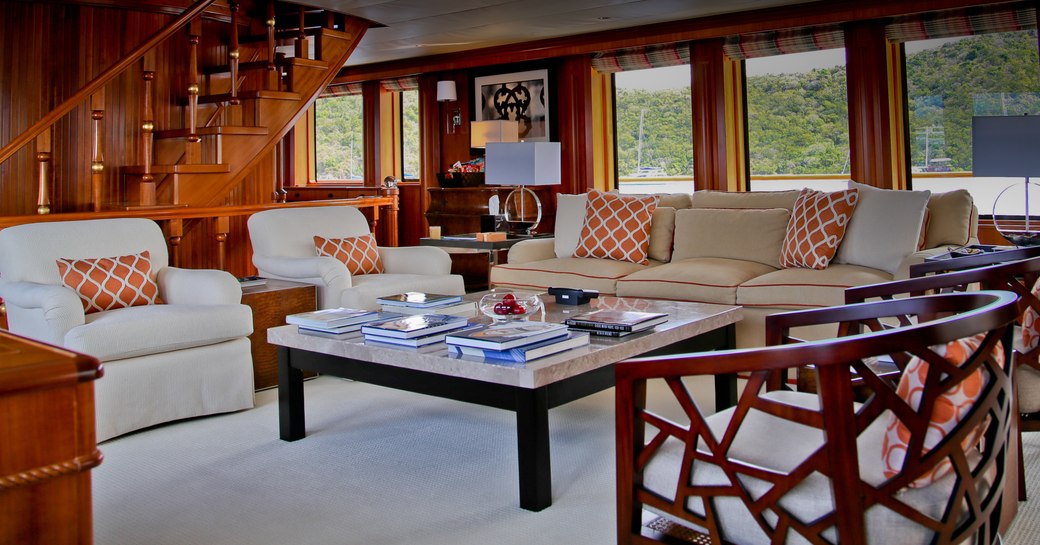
top-left (35, 130), bottom-right (52, 215)
top-left (228, 1), bottom-right (240, 108)
top-left (265, 1), bottom-right (277, 91)
top-left (90, 91), bottom-right (105, 211)
top-left (165, 219), bottom-right (184, 268)
top-left (295, 7), bottom-right (309, 59)
top-left (215, 216), bottom-right (230, 271)
top-left (140, 69), bottom-right (156, 206)
top-left (186, 20), bottom-right (201, 164)
top-left (382, 185), bottom-right (400, 247)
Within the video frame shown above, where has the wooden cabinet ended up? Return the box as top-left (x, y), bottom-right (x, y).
top-left (425, 186), bottom-right (556, 236)
top-left (0, 331), bottom-right (102, 545)
top-left (241, 279), bottom-right (317, 390)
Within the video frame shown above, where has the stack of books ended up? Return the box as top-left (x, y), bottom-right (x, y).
top-left (376, 292), bottom-right (477, 316)
top-left (360, 313), bottom-right (475, 347)
top-left (562, 309), bottom-right (668, 337)
top-left (286, 308), bottom-right (404, 339)
top-left (444, 321), bottom-right (589, 363)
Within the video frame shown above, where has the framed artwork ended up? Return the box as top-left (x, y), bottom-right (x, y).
top-left (473, 69), bottom-right (550, 142)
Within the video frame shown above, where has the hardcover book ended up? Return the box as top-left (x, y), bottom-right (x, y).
top-left (286, 308), bottom-right (386, 328)
top-left (447, 332), bottom-right (590, 363)
top-left (379, 301), bottom-right (477, 317)
top-left (360, 313), bottom-right (471, 339)
top-left (298, 328), bottom-right (364, 341)
top-left (444, 321), bottom-right (569, 350)
top-left (364, 324), bottom-right (482, 348)
top-left (563, 309), bottom-right (668, 332)
top-left (296, 311), bottom-right (404, 334)
top-left (376, 292), bottom-right (464, 308)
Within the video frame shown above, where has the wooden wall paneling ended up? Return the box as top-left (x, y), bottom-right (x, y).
top-left (556, 56), bottom-right (595, 195)
top-left (398, 182), bottom-right (423, 246)
top-left (437, 72), bottom-right (472, 173)
top-left (845, 20), bottom-right (909, 189)
top-left (590, 68), bottom-right (615, 192)
top-left (691, 38), bottom-right (747, 192)
top-left (362, 80), bottom-right (382, 187)
top-left (418, 74), bottom-right (442, 238)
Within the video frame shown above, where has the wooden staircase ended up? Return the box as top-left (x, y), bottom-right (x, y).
top-left (121, 1), bottom-right (367, 209)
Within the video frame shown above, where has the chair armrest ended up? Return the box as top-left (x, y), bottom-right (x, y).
top-left (505, 238), bottom-right (555, 264)
top-left (379, 246), bottom-right (453, 274)
top-left (0, 281), bottom-right (85, 344)
top-left (157, 267), bottom-right (242, 305)
top-left (252, 255), bottom-right (352, 290)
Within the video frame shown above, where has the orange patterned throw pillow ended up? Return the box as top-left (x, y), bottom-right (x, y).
top-left (314, 234), bottom-right (384, 275)
top-left (572, 190), bottom-right (658, 265)
top-left (880, 333), bottom-right (1003, 487)
top-left (56, 251), bottom-right (161, 314)
top-left (1023, 277), bottom-right (1040, 352)
top-left (779, 188), bottom-right (859, 269)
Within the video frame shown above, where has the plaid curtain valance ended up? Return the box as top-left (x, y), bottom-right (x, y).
top-left (592, 43), bottom-right (690, 73)
top-left (723, 25), bottom-right (845, 60)
top-left (319, 82), bottom-right (363, 98)
top-left (886, 4), bottom-right (1036, 42)
top-left (380, 76), bottom-right (419, 92)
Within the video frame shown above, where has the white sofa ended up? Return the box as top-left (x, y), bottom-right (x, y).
top-left (0, 218), bottom-right (255, 441)
top-left (491, 188), bottom-right (978, 347)
top-left (248, 205), bottom-right (465, 310)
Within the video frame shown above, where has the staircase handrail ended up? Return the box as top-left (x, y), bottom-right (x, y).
top-left (0, 0), bottom-right (218, 166)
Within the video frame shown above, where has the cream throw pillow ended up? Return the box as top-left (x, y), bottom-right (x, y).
top-left (924, 189), bottom-right (974, 248)
top-left (834, 180), bottom-right (930, 274)
top-left (672, 208), bottom-right (790, 268)
top-left (554, 193), bottom-right (588, 258)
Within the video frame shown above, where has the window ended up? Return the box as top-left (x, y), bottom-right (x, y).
top-left (905, 31), bottom-right (1040, 216)
top-left (614, 65), bottom-right (694, 194)
top-left (401, 90), bottom-right (419, 180)
top-left (745, 49), bottom-right (850, 192)
top-left (315, 94), bottom-right (364, 181)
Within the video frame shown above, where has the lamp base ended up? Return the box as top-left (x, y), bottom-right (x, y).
top-left (503, 186), bottom-right (542, 235)
top-left (1000, 230), bottom-right (1040, 247)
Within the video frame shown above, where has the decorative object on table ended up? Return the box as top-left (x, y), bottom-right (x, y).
top-left (360, 313), bottom-right (471, 339)
top-left (436, 79), bottom-right (460, 134)
top-left (238, 275), bottom-right (267, 287)
top-left (444, 320), bottom-right (568, 350)
top-left (485, 141), bottom-right (561, 236)
top-left (475, 231), bottom-right (507, 242)
top-left (377, 292), bottom-right (463, 308)
top-left (478, 290), bottom-right (543, 321)
top-left (547, 286), bottom-right (599, 305)
top-left (563, 309), bottom-right (668, 334)
top-left (447, 331), bottom-right (590, 363)
top-left (438, 157), bottom-right (485, 187)
top-left (428, 225), bottom-right (441, 239)
top-left (973, 114), bottom-right (1040, 246)
top-left (473, 69), bottom-right (550, 142)
top-left (382, 175), bottom-right (398, 189)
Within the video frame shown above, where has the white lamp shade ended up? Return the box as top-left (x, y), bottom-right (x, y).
top-left (436, 80), bottom-right (457, 102)
top-left (973, 115), bottom-right (1040, 176)
top-left (470, 120), bottom-right (519, 148)
top-left (485, 142), bottom-right (562, 186)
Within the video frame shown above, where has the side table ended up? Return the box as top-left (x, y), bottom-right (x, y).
top-left (241, 279), bottom-right (316, 390)
top-left (420, 233), bottom-right (551, 290)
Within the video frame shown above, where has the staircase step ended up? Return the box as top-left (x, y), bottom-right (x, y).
top-left (239, 27), bottom-right (326, 44)
top-left (201, 60), bottom-right (271, 76)
top-left (125, 164), bottom-right (231, 175)
top-left (285, 57), bottom-right (327, 70)
top-left (154, 126), bottom-right (269, 140)
top-left (197, 90), bottom-right (300, 105)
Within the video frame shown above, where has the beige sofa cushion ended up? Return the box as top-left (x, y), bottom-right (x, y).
top-left (554, 192), bottom-right (677, 262)
top-left (691, 189), bottom-right (800, 210)
top-left (617, 257), bottom-right (776, 305)
top-left (924, 189), bottom-right (975, 248)
top-left (672, 208), bottom-right (790, 268)
top-left (736, 264), bottom-right (892, 309)
top-left (490, 257), bottom-right (655, 295)
top-left (834, 181), bottom-right (930, 275)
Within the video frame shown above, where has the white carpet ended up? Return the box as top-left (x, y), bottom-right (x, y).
top-left (93, 376), bottom-right (1040, 545)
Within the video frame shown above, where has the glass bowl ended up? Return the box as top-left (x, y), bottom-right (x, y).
top-left (478, 290), bottom-right (543, 322)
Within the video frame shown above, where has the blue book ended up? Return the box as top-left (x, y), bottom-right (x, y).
top-left (447, 332), bottom-right (590, 362)
top-left (444, 321), bottom-right (569, 350)
top-left (360, 313), bottom-right (471, 339)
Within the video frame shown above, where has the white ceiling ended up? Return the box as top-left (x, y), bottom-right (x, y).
top-left (303, 0), bottom-right (817, 66)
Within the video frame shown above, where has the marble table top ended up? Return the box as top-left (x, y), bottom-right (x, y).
top-left (267, 293), bottom-right (742, 389)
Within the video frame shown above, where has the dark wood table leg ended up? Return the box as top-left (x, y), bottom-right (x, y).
top-left (715, 373), bottom-right (738, 411)
top-left (515, 386), bottom-right (551, 511)
top-left (279, 346), bottom-right (306, 441)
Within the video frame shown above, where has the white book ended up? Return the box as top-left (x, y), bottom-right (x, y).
top-left (286, 308), bottom-right (385, 328)
top-left (360, 313), bottom-right (472, 339)
top-left (447, 332), bottom-right (590, 362)
top-left (293, 311), bottom-right (403, 333)
top-left (379, 300), bottom-right (477, 317)
top-left (364, 324), bottom-right (482, 348)
top-left (444, 321), bottom-right (569, 350)
top-left (376, 292), bottom-right (464, 308)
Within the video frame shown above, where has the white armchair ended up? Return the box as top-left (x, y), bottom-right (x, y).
top-left (248, 205), bottom-right (465, 310)
top-left (0, 218), bottom-right (255, 442)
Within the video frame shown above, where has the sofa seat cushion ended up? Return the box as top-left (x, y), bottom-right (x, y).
top-left (737, 264), bottom-right (892, 309)
top-left (491, 257), bottom-right (654, 295)
top-left (344, 273), bottom-right (466, 310)
top-left (642, 391), bottom-right (977, 545)
top-left (617, 257), bottom-right (776, 305)
top-left (64, 303), bottom-right (253, 362)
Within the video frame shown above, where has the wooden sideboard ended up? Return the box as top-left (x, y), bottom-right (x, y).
top-left (0, 331), bottom-right (102, 545)
top-left (241, 279), bottom-right (317, 390)
top-left (425, 186), bottom-right (556, 236)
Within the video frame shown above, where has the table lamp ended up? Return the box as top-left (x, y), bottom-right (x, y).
top-left (485, 142), bottom-right (561, 236)
top-left (973, 115), bottom-right (1040, 246)
top-left (471, 120), bottom-right (519, 149)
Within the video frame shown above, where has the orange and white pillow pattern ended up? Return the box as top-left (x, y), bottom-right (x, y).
top-left (779, 188), bottom-right (859, 270)
top-left (573, 190), bottom-right (658, 265)
top-left (314, 234), bottom-right (384, 275)
top-left (1023, 277), bottom-right (1040, 352)
top-left (56, 251), bottom-right (161, 314)
top-left (880, 333), bottom-right (1004, 487)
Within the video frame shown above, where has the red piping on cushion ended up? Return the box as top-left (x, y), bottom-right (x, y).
top-left (616, 278), bottom-right (743, 289)
top-left (493, 265), bottom-right (630, 281)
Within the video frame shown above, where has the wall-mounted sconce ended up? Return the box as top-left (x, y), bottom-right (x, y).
top-left (436, 80), bottom-right (461, 134)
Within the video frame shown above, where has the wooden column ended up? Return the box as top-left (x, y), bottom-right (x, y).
top-left (215, 216), bottom-right (230, 271)
top-left (556, 56), bottom-right (595, 195)
top-left (139, 68), bottom-right (156, 206)
top-left (165, 219), bottom-right (184, 268)
top-left (295, 7), bottom-right (310, 59)
top-left (90, 92), bottom-right (105, 211)
top-left (34, 131), bottom-right (52, 215)
top-left (845, 20), bottom-right (909, 189)
top-left (382, 186), bottom-right (400, 247)
top-left (265, 0), bottom-right (278, 90)
top-left (186, 19), bottom-right (202, 163)
top-left (362, 80), bottom-right (382, 187)
top-left (691, 38), bottom-right (748, 192)
top-left (590, 69), bottom-right (615, 192)
top-left (418, 74), bottom-right (442, 239)
top-left (228, 1), bottom-right (241, 108)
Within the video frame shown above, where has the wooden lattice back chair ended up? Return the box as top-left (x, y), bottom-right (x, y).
top-left (616, 291), bottom-right (1017, 545)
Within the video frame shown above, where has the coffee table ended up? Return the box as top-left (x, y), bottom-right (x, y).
top-left (268, 293), bottom-right (741, 511)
